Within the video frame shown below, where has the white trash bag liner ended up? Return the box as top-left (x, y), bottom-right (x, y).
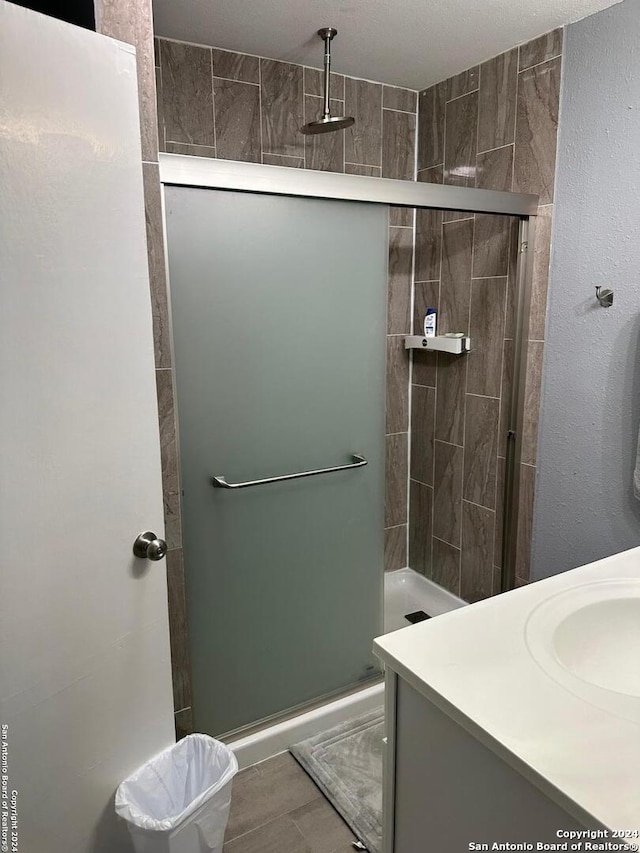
top-left (115, 733), bottom-right (238, 853)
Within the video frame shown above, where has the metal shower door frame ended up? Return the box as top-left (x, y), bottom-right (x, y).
top-left (159, 152), bottom-right (538, 597)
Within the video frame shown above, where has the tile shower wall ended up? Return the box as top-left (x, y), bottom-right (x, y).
top-left (94, 1), bottom-right (192, 738)
top-left (155, 36), bottom-right (418, 576)
top-left (410, 30), bottom-right (562, 600)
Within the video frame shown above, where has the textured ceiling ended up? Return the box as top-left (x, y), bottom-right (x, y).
top-left (152, 0), bottom-right (621, 89)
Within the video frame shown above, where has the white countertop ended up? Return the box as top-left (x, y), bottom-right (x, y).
top-left (374, 548), bottom-right (640, 833)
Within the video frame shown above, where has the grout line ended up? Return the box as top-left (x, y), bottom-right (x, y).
top-left (519, 53), bottom-right (562, 74)
top-left (410, 477), bottom-right (434, 489)
top-left (463, 497), bottom-right (497, 514)
top-left (471, 275), bottom-right (509, 281)
top-left (433, 534), bottom-right (461, 552)
top-left (213, 76), bottom-right (261, 87)
top-left (345, 161), bottom-right (381, 170)
top-left (476, 142), bottom-right (515, 157)
top-left (434, 437), bottom-right (464, 450)
top-left (210, 49), bottom-right (217, 153)
top-left (382, 105), bottom-right (418, 116)
top-left (411, 382), bottom-right (436, 391)
top-left (467, 391), bottom-right (501, 401)
top-left (385, 523), bottom-right (407, 531)
top-left (445, 87), bottom-right (479, 105)
top-left (414, 279), bottom-right (441, 284)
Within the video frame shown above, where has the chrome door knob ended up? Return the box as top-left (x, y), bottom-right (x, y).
top-left (133, 531), bottom-right (168, 561)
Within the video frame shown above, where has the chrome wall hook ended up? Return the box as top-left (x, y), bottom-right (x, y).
top-left (595, 286), bottom-right (614, 307)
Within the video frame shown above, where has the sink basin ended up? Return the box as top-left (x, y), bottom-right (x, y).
top-left (552, 597), bottom-right (640, 696)
top-left (526, 579), bottom-right (640, 719)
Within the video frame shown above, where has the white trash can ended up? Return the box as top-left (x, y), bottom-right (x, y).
top-left (115, 733), bottom-right (238, 853)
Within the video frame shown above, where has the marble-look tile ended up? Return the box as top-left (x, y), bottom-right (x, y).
top-left (476, 145), bottom-right (514, 192)
top-left (521, 340), bottom-right (544, 466)
top-left (213, 48), bottom-right (260, 83)
top-left (225, 814), bottom-right (311, 853)
top-left (386, 337), bottom-right (410, 433)
top-left (413, 281), bottom-right (439, 388)
top-left (519, 28), bottom-right (563, 71)
top-left (174, 706), bottom-right (193, 740)
top-left (263, 153), bottom-right (304, 168)
top-left (304, 95), bottom-right (344, 172)
top-left (385, 433), bottom-right (408, 528)
top-left (418, 82), bottom-right (446, 170)
top-left (417, 163), bottom-right (444, 185)
top-left (442, 184), bottom-right (474, 223)
top-left (473, 214), bottom-right (510, 278)
top-left (384, 525), bottom-right (407, 571)
top-left (344, 78), bottom-right (382, 167)
top-left (261, 59), bottom-right (304, 157)
top-left (164, 490), bottom-right (183, 551)
top-left (390, 208), bottom-right (413, 228)
top-left (467, 277), bottom-right (507, 398)
top-left (382, 109), bottom-right (416, 180)
top-left (433, 440), bottom-right (463, 547)
top-left (344, 163), bottom-right (381, 176)
top-left (156, 369), bottom-right (180, 495)
top-left (498, 338), bottom-right (514, 458)
top-left (97, 0), bottom-right (158, 161)
top-left (409, 480), bottom-right (433, 575)
top-left (160, 40), bottom-right (214, 146)
top-left (435, 356), bottom-right (467, 446)
top-left (461, 501), bottom-right (495, 602)
top-left (166, 549), bottom-right (192, 711)
top-left (383, 85), bottom-right (417, 112)
top-left (415, 208), bottom-right (442, 283)
top-left (447, 66), bottom-right (479, 100)
top-left (155, 66), bottom-right (165, 151)
top-left (440, 218), bottom-right (473, 334)
top-left (410, 386), bottom-right (436, 486)
top-left (529, 205), bottom-right (553, 340)
top-left (226, 753), bottom-right (320, 842)
top-left (432, 537), bottom-right (461, 595)
top-left (290, 797), bottom-right (356, 852)
top-left (515, 463), bottom-right (536, 581)
top-left (504, 217), bottom-right (521, 339)
top-left (142, 163), bottom-right (171, 369)
top-left (304, 67), bottom-right (344, 100)
top-left (165, 142), bottom-right (216, 158)
top-left (388, 227), bottom-right (413, 334)
top-left (214, 78), bottom-right (261, 162)
top-left (477, 49), bottom-right (517, 153)
top-left (494, 456), bottom-right (506, 569)
top-left (514, 57), bottom-right (561, 204)
top-left (444, 92), bottom-right (478, 187)
top-left (463, 394), bottom-right (499, 509)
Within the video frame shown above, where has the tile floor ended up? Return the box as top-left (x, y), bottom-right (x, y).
top-left (223, 752), bottom-right (357, 853)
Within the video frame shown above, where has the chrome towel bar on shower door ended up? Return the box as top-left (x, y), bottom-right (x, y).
top-left (211, 453), bottom-right (367, 489)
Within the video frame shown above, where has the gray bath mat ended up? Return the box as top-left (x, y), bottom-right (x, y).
top-left (290, 708), bottom-right (384, 853)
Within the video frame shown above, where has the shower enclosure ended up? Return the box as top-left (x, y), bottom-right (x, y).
top-left (160, 154), bottom-right (537, 743)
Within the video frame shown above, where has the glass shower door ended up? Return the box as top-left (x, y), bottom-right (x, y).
top-left (164, 187), bottom-right (388, 736)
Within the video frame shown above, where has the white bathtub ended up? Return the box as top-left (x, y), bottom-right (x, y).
top-left (228, 568), bottom-right (466, 768)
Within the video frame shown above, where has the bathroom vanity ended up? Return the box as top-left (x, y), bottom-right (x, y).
top-left (374, 548), bottom-right (640, 853)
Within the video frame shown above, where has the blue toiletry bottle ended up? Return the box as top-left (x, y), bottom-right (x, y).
top-left (424, 308), bottom-right (437, 338)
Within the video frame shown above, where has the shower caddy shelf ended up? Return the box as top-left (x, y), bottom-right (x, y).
top-left (404, 335), bottom-right (471, 355)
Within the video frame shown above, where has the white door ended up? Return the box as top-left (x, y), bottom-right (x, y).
top-left (0, 4), bottom-right (175, 852)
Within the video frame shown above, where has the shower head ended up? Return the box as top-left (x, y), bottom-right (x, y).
top-left (300, 27), bottom-right (355, 135)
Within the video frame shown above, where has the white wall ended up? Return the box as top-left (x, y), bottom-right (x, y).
top-left (0, 4), bottom-right (175, 850)
top-left (532, 0), bottom-right (640, 579)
